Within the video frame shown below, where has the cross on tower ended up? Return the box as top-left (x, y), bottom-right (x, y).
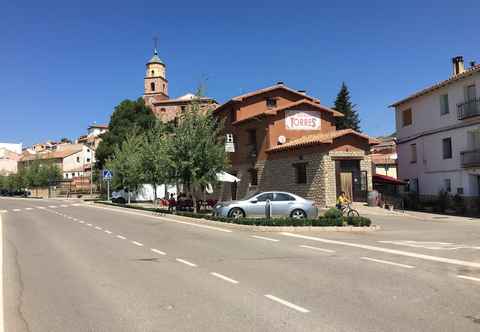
top-left (153, 36), bottom-right (159, 54)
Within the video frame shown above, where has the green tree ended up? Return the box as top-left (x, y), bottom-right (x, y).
top-left (334, 82), bottom-right (361, 132)
top-left (169, 92), bottom-right (227, 212)
top-left (96, 98), bottom-right (157, 169)
top-left (141, 124), bottom-right (173, 204)
top-left (106, 131), bottom-right (145, 204)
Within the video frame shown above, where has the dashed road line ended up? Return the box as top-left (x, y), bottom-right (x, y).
top-left (210, 272), bottom-right (239, 284)
top-left (151, 248), bottom-right (166, 255)
top-left (360, 257), bottom-right (415, 269)
top-left (79, 221), bottom-right (85, 224)
top-left (104, 230), bottom-right (112, 234)
top-left (37, 207), bottom-right (45, 209)
top-left (25, 207), bottom-right (33, 210)
top-left (131, 241), bottom-right (144, 247)
top-left (48, 205), bottom-right (57, 208)
top-left (251, 235), bottom-right (279, 242)
top-left (95, 226), bottom-right (102, 230)
top-left (458, 275), bottom-right (480, 283)
top-left (264, 294), bottom-right (310, 313)
top-left (116, 235), bottom-right (126, 240)
top-left (176, 258), bottom-right (197, 267)
top-left (0, 210), bottom-right (6, 213)
top-left (12, 209), bottom-right (21, 212)
top-left (299, 245), bottom-right (335, 253)
top-left (60, 204), bottom-right (68, 207)
top-left (281, 232), bottom-right (480, 269)
top-left (86, 223), bottom-right (93, 227)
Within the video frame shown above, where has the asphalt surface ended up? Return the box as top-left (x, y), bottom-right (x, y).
top-left (2, 197), bottom-right (480, 331)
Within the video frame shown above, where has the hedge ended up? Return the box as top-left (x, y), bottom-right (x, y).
top-left (95, 201), bottom-right (372, 227)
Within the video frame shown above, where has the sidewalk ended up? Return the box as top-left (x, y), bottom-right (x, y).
top-left (352, 202), bottom-right (479, 223)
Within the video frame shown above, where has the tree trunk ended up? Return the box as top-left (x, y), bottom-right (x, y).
top-left (128, 190), bottom-right (131, 204)
top-left (153, 184), bottom-right (157, 207)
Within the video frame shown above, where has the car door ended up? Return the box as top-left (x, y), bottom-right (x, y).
top-left (246, 193), bottom-right (274, 217)
top-left (271, 193), bottom-right (297, 217)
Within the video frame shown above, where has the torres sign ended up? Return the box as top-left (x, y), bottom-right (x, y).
top-left (285, 110), bottom-right (321, 130)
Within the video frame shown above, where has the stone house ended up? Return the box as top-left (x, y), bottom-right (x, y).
top-left (214, 83), bottom-right (378, 207)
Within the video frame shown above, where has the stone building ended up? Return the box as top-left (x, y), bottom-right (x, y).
top-left (214, 83), bottom-right (378, 207)
top-left (142, 48), bottom-right (217, 122)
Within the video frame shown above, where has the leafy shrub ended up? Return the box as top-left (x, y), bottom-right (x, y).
top-left (436, 189), bottom-right (450, 213)
top-left (324, 207), bottom-right (342, 219)
top-left (343, 216), bottom-right (371, 227)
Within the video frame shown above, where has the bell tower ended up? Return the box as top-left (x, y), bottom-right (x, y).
top-left (144, 40), bottom-right (168, 103)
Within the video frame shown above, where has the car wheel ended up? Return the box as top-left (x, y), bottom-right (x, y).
top-left (228, 207), bottom-right (245, 219)
top-left (290, 209), bottom-right (307, 219)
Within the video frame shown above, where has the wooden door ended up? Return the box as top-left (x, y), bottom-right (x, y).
top-left (340, 172), bottom-right (353, 201)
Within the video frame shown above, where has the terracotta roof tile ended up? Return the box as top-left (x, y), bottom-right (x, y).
top-left (20, 145), bottom-right (83, 162)
top-left (266, 129), bottom-right (379, 153)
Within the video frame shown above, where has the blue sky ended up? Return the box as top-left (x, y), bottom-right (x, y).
top-left (1, 0), bottom-right (479, 146)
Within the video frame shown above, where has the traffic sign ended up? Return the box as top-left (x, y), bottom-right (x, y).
top-left (103, 169), bottom-right (113, 180)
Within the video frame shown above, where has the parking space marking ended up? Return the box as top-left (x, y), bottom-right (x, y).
top-left (299, 245), bottom-right (335, 253)
top-left (151, 248), bottom-right (166, 255)
top-left (251, 235), bottom-right (279, 242)
top-left (264, 294), bottom-right (310, 313)
top-left (176, 258), bottom-right (197, 267)
top-left (361, 257), bottom-right (415, 269)
top-left (210, 272), bottom-right (239, 284)
top-left (458, 275), bottom-right (480, 283)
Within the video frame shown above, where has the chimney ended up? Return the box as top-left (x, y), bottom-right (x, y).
top-left (470, 61), bottom-right (477, 68)
top-left (452, 56), bottom-right (465, 76)
top-left (276, 81), bottom-right (284, 85)
top-left (297, 90), bottom-right (307, 95)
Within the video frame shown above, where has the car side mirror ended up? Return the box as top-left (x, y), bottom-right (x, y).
top-left (251, 199), bottom-right (258, 203)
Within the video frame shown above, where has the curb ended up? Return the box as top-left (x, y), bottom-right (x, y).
top-left (91, 201), bottom-right (380, 233)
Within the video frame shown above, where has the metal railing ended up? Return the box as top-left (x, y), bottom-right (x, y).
top-left (457, 98), bottom-right (480, 120)
top-left (460, 149), bottom-right (480, 167)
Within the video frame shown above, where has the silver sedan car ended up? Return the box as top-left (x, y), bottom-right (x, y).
top-left (213, 191), bottom-right (318, 219)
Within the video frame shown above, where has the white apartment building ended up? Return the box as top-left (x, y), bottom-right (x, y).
top-left (391, 56), bottom-right (480, 203)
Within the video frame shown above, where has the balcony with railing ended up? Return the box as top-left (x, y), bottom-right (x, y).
top-left (461, 149), bottom-right (480, 167)
top-left (457, 98), bottom-right (480, 120)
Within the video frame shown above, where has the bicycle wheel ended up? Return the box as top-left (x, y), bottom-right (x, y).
top-left (347, 209), bottom-right (360, 217)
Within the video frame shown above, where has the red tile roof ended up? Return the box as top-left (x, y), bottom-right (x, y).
top-left (266, 129), bottom-right (379, 153)
top-left (390, 64), bottom-right (480, 107)
top-left (373, 174), bottom-right (405, 185)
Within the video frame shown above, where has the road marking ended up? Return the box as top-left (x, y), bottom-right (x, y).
top-left (379, 240), bottom-right (480, 251)
top-left (251, 235), bottom-right (279, 242)
top-left (79, 220), bottom-right (85, 224)
top-left (37, 206), bottom-right (45, 209)
top-left (95, 226), bottom-right (102, 230)
top-left (210, 272), bottom-right (239, 284)
top-left (25, 207), bottom-right (33, 210)
top-left (48, 205), bottom-right (57, 208)
top-left (60, 204), bottom-right (68, 207)
top-left (131, 241), bottom-right (144, 247)
top-left (360, 257), bottom-right (415, 269)
top-left (87, 223), bottom-right (93, 227)
top-left (299, 245), bottom-right (335, 253)
top-left (458, 275), bottom-right (480, 283)
top-left (0, 210), bottom-right (6, 213)
top-left (150, 248), bottom-right (166, 255)
top-left (12, 209), bottom-right (21, 212)
top-left (73, 218), bottom-right (78, 221)
top-left (116, 235), bottom-right (126, 240)
top-left (176, 258), bottom-right (197, 267)
top-left (0, 215), bottom-right (4, 332)
top-left (264, 294), bottom-right (310, 313)
top-left (72, 203), bottom-right (81, 206)
top-left (88, 204), bottom-right (233, 233)
top-left (104, 230), bottom-right (112, 234)
top-left (281, 232), bottom-right (480, 269)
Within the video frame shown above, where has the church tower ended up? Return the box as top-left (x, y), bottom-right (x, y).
top-left (144, 47), bottom-right (168, 103)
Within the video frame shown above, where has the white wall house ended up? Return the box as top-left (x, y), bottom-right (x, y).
top-left (391, 56), bottom-right (480, 200)
top-left (62, 145), bottom-right (95, 179)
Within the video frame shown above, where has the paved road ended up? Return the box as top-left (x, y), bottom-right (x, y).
top-left (2, 197), bottom-right (480, 331)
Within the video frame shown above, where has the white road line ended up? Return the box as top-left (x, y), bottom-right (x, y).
top-left (48, 205), bottom-right (57, 208)
top-left (361, 257), bottom-right (415, 269)
top-left (281, 232), bottom-right (480, 269)
top-left (458, 275), bottom-right (480, 283)
top-left (116, 235), bottom-right (126, 240)
top-left (210, 272), bottom-right (239, 284)
top-left (60, 204), bottom-right (68, 207)
top-left (79, 220), bottom-right (85, 224)
top-left (150, 248), bottom-right (166, 255)
top-left (95, 226), bottom-right (102, 230)
top-left (251, 235), bottom-right (279, 242)
top-left (87, 223), bottom-right (93, 227)
top-left (299, 245), bottom-right (335, 253)
top-left (71, 203), bottom-right (81, 206)
top-left (0, 210), bottom-right (6, 213)
top-left (176, 258), bottom-right (197, 267)
top-left (264, 294), bottom-right (310, 313)
top-left (88, 204), bottom-right (233, 233)
top-left (25, 208), bottom-right (33, 210)
top-left (131, 241), bottom-right (144, 247)
top-left (104, 230), bottom-right (112, 234)
top-left (12, 209), bottom-right (21, 212)
top-left (0, 215), bottom-right (4, 332)
top-left (37, 206), bottom-right (45, 209)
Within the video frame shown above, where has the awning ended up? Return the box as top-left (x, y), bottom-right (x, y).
top-left (216, 172), bottom-right (240, 183)
top-left (373, 174), bottom-right (406, 185)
